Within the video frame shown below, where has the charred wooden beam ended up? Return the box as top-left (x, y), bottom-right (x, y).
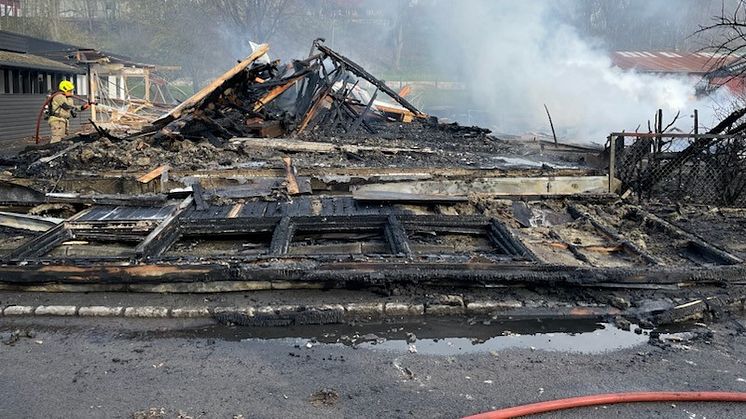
top-left (349, 87), bottom-right (378, 133)
top-left (297, 67), bottom-right (345, 133)
top-left (134, 196), bottom-right (193, 259)
top-left (0, 263), bottom-right (232, 284)
top-left (254, 73), bottom-right (307, 112)
top-left (632, 207), bottom-right (743, 265)
top-left (269, 216), bottom-right (295, 255)
top-left (5, 207), bottom-right (96, 261)
top-left (0, 257), bottom-right (743, 287)
top-left (384, 214), bottom-right (411, 256)
top-left (314, 40), bottom-right (424, 117)
top-left (6, 222), bottom-right (72, 261)
top-left (567, 204), bottom-right (661, 265)
top-left (0, 211), bottom-right (63, 232)
top-left (191, 182), bottom-right (209, 211)
top-left (487, 219), bottom-right (535, 260)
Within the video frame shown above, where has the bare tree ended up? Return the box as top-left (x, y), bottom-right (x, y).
top-left (696, 1), bottom-right (746, 74)
top-left (209, 0), bottom-right (292, 42)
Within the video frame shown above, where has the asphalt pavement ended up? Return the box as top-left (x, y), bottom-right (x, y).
top-left (1, 315), bottom-right (745, 418)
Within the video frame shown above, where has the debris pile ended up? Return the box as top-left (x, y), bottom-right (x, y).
top-left (148, 39), bottom-right (491, 145)
top-left (7, 39), bottom-right (547, 178)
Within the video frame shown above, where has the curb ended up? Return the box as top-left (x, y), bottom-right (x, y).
top-left (0, 299), bottom-right (639, 325)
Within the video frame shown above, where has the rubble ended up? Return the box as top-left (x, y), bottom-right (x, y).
top-left (149, 39), bottom-right (474, 144)
top-left (0, 39), bottom-right (743, 340)
top-left (5, 39), bottom-right (600, 182)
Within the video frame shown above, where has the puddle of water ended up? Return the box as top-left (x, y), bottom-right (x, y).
top-left (364, 324), bottom-right (646, 355)
top-left (201, 318), bottom-right (650, 355)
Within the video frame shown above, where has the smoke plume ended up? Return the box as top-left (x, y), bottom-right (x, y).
top-left (428, 0), bottom-right (727, 143)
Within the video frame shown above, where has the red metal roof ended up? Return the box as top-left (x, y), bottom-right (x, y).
top-left (611, 51), bottom-right (740, 74)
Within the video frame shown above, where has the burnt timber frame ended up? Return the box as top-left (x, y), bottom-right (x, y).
top-left (1, 196), bottom-right (745, 289)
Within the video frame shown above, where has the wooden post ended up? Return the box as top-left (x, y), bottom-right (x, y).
top-left (88, 64), bottom-right (97, 122)
top-left (656, 109), bottom-right (663, 152)
top-left (608, 135), bottom-right (616, 194)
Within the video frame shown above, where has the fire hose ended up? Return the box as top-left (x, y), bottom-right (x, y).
top-left (34, 93), bottom-right (94, 144)
top-left (463, 391), bottom-right (746, 419)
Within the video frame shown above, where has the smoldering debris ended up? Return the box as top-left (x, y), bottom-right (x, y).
top-left (7, 40), bottom-right (603, 179)
top-left (149, 38), bottom-right (484, 145)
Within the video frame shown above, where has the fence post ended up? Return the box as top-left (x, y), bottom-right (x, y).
top-left (608, 135), bottom-right (615, 193)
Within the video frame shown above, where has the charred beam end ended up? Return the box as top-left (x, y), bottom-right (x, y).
top-left (384, 214), bottom-right (411, 256)
top-left (269, 216), bottom-right (295, 255)
top-left (134, 196), bottom-right (194, 260)
top-left (488, 219), bottom-right (535, 260)
top-left (192, 182), bottom-right (209, 211)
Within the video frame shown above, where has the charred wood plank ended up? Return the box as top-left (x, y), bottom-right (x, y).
top-left (7, 222), bottom-right (72, 260)
top-left (488, 219), bottom-right (535, 259)
top-left (0, 211), bottom-right (63, 232)
top-left (566, 204), bottom-right (661, 265)
top-left (134, 196), bottom-right (193, 259)
top-left (192, 183), bottom-right (209, 211)
top-left (349, 88), bottom-right (378, 133)
top-left (384, 214), bottom-right (411, 256)
top-left (283, 157), bottom-right (301, 195)
top-left (269, 216), bottom-right (295, 255)
top-left (45, 193), bottom-right (169, 207)
top-left (6, 207), bottom-right (94, 261)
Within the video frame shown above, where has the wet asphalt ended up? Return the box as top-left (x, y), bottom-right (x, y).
top-left (1, 316), bottom-right (745, 418)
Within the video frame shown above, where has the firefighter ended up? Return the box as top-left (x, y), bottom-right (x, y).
top-left (48, 80), bottom-right (90, 143)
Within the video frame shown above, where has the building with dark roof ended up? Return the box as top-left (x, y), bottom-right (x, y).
top-left (0, 32), bottom-right (90, 146)
top-left (0, 30), bottom-right (175, 146)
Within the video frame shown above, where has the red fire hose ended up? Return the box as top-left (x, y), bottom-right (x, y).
top-left (463, 391), bottom-right (746, 419)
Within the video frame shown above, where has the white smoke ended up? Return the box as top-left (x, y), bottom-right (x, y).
top-left (429, 1), bottom-right (729, 143)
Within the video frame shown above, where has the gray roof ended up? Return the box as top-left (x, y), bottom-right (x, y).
top-left (0, 50), bottom-right (84, 73)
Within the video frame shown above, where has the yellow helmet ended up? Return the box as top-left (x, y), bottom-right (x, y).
top-left (59, 80), bottom-right (75, 93)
